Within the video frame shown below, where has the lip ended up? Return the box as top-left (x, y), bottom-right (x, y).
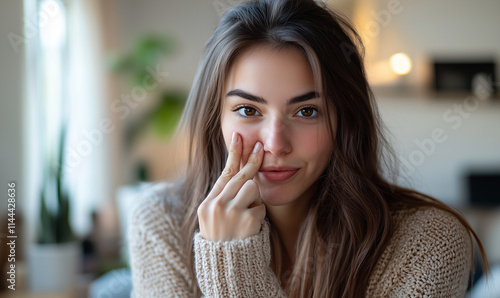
top-left (258, 166), bottom-right (299, 182)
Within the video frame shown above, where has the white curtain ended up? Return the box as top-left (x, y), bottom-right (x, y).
top-left (64, 0), bottom-right (114, 236)
top-left (24, 0), bottom-right (117, 241)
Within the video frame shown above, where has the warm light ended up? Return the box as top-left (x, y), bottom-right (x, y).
top-left (390, 53), bottom-right (412, 75)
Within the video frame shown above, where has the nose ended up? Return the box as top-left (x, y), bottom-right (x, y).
top-left (261, 117), bottom-right (292, 157)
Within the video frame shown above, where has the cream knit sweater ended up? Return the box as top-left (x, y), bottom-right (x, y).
top-left (129, 182), bottom-right (472, 297)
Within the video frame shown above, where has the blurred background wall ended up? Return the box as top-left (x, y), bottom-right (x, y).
top-left (111, 0), bottom-right (500, 207)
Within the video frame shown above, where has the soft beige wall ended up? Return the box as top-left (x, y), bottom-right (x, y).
top-left (116, 0), bottom-right (221, 91)
top-left (377, 95), bottom-right (500, 206)
top-left (0, 1), bottom-right (24, 216)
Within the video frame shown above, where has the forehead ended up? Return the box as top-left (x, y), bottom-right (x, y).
top-left (225, 45), bottom-right (316, 101)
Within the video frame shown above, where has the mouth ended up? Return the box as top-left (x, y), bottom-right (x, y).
top-left (258, 166), bottom-right (299, 182)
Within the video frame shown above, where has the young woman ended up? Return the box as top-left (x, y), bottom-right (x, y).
top-left (129, 0), bottom-right (488, 296)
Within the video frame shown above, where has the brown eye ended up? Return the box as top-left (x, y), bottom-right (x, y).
top-left (297, 107), bottom-right (317, 118)
top-left (244, 107), bottom-right (256, 116)
top-left (236, 106), bottom-right (260, 117)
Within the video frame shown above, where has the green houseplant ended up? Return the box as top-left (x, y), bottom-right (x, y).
top-left (27, 123), bottom-right (79, 292)
top-left (110, 35), bottom-right (186, 181)
top-left (38, 124), bottom-right (74, 244)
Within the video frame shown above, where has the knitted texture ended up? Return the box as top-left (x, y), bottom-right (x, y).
top-left (366, 208), bottom-right (472, 297)
top-left (129, 183), bottom-right (472, 297)
top-left (194, 221), bottom-right (285, 297)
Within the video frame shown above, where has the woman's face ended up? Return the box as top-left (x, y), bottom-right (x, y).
top-left (221, 45), bottom-right (334, 206)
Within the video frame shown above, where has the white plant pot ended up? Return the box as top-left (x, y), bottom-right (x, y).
top-left (27, 242), bottom-right (79, 292)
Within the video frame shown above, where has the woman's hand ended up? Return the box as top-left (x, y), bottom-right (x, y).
top-left (197, 132), bottom-right (266, 241)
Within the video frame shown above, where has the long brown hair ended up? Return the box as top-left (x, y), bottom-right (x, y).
top-left (175, 0), bottom-right (488, 296)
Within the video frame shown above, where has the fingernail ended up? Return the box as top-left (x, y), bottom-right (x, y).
top-left (253, 142), bottom-right (262, 153)
top-left (231, 132), bottom-right (238, 144)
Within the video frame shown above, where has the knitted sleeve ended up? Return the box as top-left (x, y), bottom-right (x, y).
top-left (367, 208), bottom-right (473, 297)
top-left (129, 183), bottom-right (196, 297)
top-left (194, 220), bottom-right (287, 297)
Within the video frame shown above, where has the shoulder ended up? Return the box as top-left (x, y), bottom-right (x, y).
top-left (392, 207), bottom-right (469, 237)
top-left (390, 207), bottom-right (471, 253)
top-left (128, 181), bottom-right (191, 275)
top-left (129, 181), bottom-right (186, 238)
top-left (128, 182), bottom-right (197, 295)
top-left (368, 207), bottom-right (472, 296)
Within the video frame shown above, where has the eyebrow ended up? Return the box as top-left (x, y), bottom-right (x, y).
top-left (226, 89), bottom-right (320, 104)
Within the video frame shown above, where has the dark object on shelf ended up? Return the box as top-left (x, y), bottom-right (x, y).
top-left (468, 172), bottom-right (500, 207)
top-left (433, 60), bottom-right (497, 94)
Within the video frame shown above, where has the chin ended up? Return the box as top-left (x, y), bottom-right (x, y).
top-left (259, 188), bottom-right (297, 206)
top-left (262, 198), bottom-right (290, 207)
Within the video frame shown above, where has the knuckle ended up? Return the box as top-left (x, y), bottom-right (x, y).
top-left (212, 197), bottom-right (226, 210)
top-left (229, 146), bottom-right (238, 155)
top-left (232, 172), bottom-right (247, 181)
top-left (197, 203), bottom-right (206, 217)
top-left (221, 167), bottom-right (234, 178)
top-left (198, 200), bottom-right (207, 212)
top-left (226, 204), bottom-right (239, 217)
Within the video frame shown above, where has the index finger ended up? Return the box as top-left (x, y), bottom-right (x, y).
top-left (207, 132), bottom-right (242, 199)
top-left (219, 141), bottom-right (263, 201)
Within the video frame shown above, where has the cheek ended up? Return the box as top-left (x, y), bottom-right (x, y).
top-left (239, 129), bottom-right (260, 163)
top-left (221, 120), bottom-right (260, 164)
top-left (297, 127), bottom-right (333, 162)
